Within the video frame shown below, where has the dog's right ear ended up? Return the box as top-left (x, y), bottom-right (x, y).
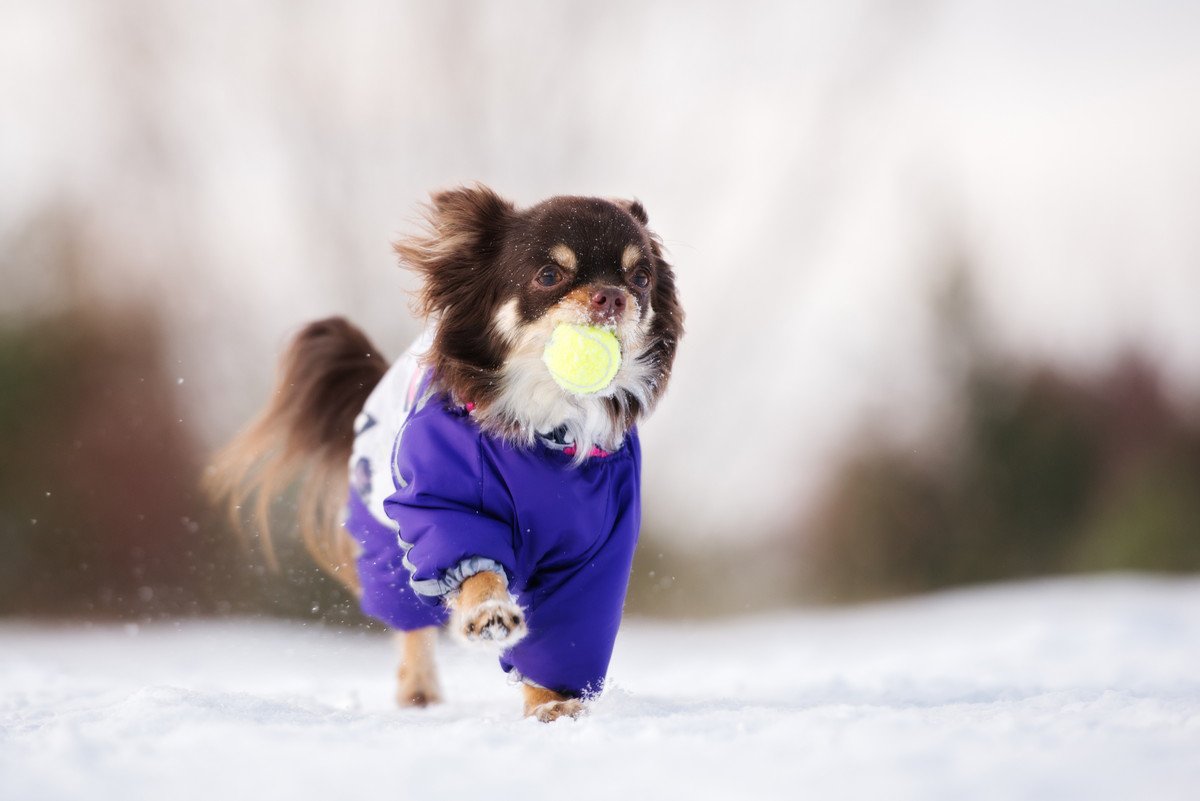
top-left (396, 184), bottom-right (516, 316)
top-left (427, 184), bottom-right (515, 247)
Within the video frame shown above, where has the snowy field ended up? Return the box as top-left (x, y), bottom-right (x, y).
top-left (2, 575), bottom-right (1198, 801)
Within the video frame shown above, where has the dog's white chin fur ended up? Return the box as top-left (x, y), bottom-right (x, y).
top-left (485, 297), bottom-right (656, 461)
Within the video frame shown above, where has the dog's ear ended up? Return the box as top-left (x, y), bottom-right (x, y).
top-left (643, 235), bottom-right (683, 390)
top-left (396, 184), bottom-right (516, 316)
top-left (613, 198), bottom-right (649, 226)
top-left (427, 184), bottom-right (515, 247)
top-left (626, 202), bottom-right (682, 414)
top-left (610, 198), bottom-right (682, 389)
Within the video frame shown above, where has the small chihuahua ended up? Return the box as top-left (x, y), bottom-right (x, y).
top-left (207, 185), bottom-right (683, 721)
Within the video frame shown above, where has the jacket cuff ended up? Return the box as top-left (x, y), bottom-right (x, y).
top-left (407, 556), bottom-right (507, 600)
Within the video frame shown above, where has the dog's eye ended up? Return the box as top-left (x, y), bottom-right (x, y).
top-left (535, 266), bottom-right (563, 288)
top-left (630, 268), bottom-right (652, 290)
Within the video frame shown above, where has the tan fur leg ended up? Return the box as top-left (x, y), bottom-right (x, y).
top-left (450, 571), bottom-right (527, 647)
top-left (522, 684), bottom-right (585, 722)
top-left (396, 627), bottom-right (442, 707)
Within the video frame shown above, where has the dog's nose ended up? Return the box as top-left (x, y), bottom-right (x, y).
top-left (590, 287), bottom-right (627, 321)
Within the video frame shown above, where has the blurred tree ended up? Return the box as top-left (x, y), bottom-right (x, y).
top-left (0, 305), bottom-right (210, 615)
top-left (0, 304), bottom-right (369, 622)
top-left (0, 205), bottom-right (365, 623)
top-left (798, 275), bottom-right (1200, 603)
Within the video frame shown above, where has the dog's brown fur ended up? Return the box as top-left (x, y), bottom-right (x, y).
top-left (204, 317), bottom-right (386, 591)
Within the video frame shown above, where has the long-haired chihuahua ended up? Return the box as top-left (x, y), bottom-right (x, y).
top-left (206, 185), bottom-right (683, 721)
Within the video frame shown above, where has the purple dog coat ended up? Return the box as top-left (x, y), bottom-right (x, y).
top-left (344, 335), bottom-right (642, 697)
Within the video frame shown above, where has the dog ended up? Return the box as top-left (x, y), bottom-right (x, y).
top-left (206, 185), bottom-right (683, 722)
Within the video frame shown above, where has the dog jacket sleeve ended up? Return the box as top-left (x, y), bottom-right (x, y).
top-left (384, 400), bottom-right (517, 602)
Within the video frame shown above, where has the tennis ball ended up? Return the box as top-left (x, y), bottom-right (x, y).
top-left (542, 324), bottom-right (622, 395)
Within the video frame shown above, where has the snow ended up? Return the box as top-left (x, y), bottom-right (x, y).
top-left (2, 575), bottom-right (1198, 801)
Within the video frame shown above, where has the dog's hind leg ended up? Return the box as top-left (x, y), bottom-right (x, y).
top-left (396, 626), bottom-right (443, 707)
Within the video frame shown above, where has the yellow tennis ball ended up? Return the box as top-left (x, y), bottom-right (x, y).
top-left (542, 324), bottom-right (622, 395)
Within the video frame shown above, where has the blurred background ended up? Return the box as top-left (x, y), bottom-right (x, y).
top-left (2, 0), bottom-right (1198, 624)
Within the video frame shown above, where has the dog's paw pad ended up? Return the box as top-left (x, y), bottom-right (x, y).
top-left (530, 698), bottom-right (586, 723)
top-left (456, 599), bottom-right (527, 647)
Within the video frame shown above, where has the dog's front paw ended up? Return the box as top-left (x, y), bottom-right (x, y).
top-left (522, 684), bottom-right (586, 722)
top-left (529, 698), bottom-right (586, 723)
top-left (454, 598), bottom-right (527, 647)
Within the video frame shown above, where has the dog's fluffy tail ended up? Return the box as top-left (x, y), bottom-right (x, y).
top-left (204, 317), bottom-right (387, 592)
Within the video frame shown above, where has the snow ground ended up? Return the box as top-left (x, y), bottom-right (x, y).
top-left (1, 575), bottom-right (1198, 801)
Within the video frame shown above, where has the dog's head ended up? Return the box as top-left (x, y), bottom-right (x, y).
top-left (395, 184), bottom-right (683, 455)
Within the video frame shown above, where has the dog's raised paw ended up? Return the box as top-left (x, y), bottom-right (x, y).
top-left (454, 598), bottom-right (527, 647)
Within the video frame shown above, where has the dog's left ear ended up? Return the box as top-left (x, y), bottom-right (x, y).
top-left (427, 184), bottom-right (515, 249)
top-left (397, 184), bottom-right (516, 316)
top-left (613, 198), bottom-right (650, 226)
top-left (624, 198), bottom-right (684, 406)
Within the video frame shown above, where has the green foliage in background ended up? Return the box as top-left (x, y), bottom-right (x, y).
top-left (0, 306), bottom-right (363, 624)
top-left (803, 355), bottom-right (1200, 602)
